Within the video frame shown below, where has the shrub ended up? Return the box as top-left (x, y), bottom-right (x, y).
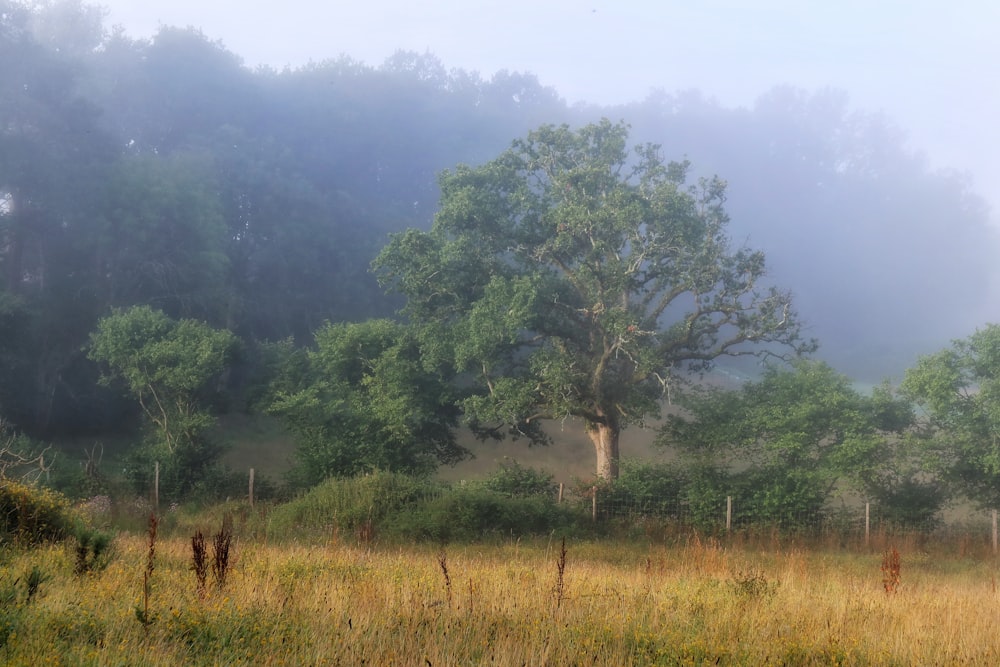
top-left (266, 471), bottom-right (440, 540)
top-left (387, 487), bottom-right (578, 542)
top-left (74, 526), bottom-right (113, 574)
top-left (121, 437), bottom-right (226, 504)
top-left (0, 479), bottom-right (78, 545)
top-left (738, 468), bottom-right (828, 530)
top-left (869, 477), bottom-right (945, 530)
top-left (189, 465), bottom-right (280, 505)
top-left (0, 422), bottom-right (50, 483)
top-left (483, 459), bottom-right (557, 498)
top-left (600, 460), bottom-right (686, 519)
top-left (265, 471), bottom-right (583, 543)
top-left (681, 464), bottom-right (737, 530)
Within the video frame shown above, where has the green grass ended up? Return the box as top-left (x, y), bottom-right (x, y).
top-left (5, 527), bottom-right (1000, 665)
top-left (48, 411), bottom-right (665, 498)
top-left (439, 417), bottom-right (665, 485)
top-left (214, 414), bottom-right (296, 480)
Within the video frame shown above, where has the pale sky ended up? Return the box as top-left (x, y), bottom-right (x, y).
top-left (97, 0), bottom-right (1000, 220)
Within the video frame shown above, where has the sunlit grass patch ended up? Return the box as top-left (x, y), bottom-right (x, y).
top-left (3, 531), bottom-right (1000, 664)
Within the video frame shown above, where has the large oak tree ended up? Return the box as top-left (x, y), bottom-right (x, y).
top-left (375, 120), bottom-right (813, 480)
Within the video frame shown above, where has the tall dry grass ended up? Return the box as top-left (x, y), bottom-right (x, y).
top-left (3, 532), bottom-right (1000, 665)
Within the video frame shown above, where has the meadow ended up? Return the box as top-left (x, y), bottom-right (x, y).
top-left (4, 513), bottom-right (1000, 666)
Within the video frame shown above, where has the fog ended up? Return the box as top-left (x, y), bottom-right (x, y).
top-left (99, 0), bottom-right (1000, 222)
top-left (94, 0), bottom-right (1000, 377)
top-left (3, 0), bottom-right (998, 446)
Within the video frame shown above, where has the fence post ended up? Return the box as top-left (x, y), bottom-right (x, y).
top-left (726, 496), bottom-right (732, 533)
top-left (992, 509), bottom-right (997, 555)
top-left (557, 482), bottom-right (564, 504)
top-left (592, 486), bottom-right (597, 522)
top-left (865, 502), bottom-right (870, 548)
top-left (153, 461), bottom-right (159, 516)
top-left (249, 467), bottom-right (255, 508)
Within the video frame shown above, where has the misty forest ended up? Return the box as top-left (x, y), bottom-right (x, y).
top-left (5, 0), bottom-right (1000, 533)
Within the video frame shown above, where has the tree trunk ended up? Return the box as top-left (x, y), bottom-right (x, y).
top-left (587, 417), bottom-right (620, 481)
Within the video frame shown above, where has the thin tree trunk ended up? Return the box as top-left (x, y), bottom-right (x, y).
top-left (587, 418), bottom-right (620, 481)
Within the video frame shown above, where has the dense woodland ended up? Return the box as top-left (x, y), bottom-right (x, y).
top-left (3, 1), bottom-right (1000, 524)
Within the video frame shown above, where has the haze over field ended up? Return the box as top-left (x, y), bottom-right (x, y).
top-left (99, 0), bottom-right (1000, 223)
top-left (5, 0), bottom-right (1000, 487)
top-left (90, 0), bottom-right (1000, 379)
top-left (8, 1), bottom-right (1000, 531)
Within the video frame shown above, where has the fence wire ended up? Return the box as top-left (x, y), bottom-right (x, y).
top-left (583, 485), bottom-right (997, 542)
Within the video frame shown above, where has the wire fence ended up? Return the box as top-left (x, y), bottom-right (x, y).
top-left (572, 483), bottom-right (1000, 550)
top-left (136, 463), bottom-right (1000, 553)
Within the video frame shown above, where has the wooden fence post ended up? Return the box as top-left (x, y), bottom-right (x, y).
top-left (865, 502), bottom-right (870, 548)
top-left (249, 467), bottom-right (255, 508)
top-left (153, 461), bottom-right (159, 516)
top-left (726, 495), bottom-right (732, 533)
top-left (992, 509), bottom-right (997, 555)
top-left (591, 486), bottom-right (597, 522)
top-left (557, 482), bottom-right (564, 504)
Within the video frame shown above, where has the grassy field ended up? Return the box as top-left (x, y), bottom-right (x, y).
top-left (209, 412), bottom-right (663, 486)
top-left (4, 520), bottom-right (1000, 666)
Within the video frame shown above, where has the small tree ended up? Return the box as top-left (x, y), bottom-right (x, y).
top-left (375, 120), bottom-right (812, 480)
top-left (901, 324), bottom-right (1000, 509)
top-left (88, 306), bottom-right (237, 494)
top-left (268, 319), bottom-right (469, 486)
top-left (661, 360), bottom-right (915, 526)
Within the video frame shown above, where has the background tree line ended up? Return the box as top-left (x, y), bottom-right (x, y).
top-left (2, 1), bottom-right (999, 523)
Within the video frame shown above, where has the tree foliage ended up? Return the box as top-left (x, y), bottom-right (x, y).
top-left (97, 152), bottom-right (230, 319)
top-left (901, 324), bottom-right (1000, 508)
top-left (88, 306), bottom-right (237, 492)
top-left (0, 0), bottom-right (995, 520)
top-left (267, 320), bottom-right (469, 486)
top-left (482, 458), bottom-right (557, 498)
top-left (376, 120), bottom-right (812, 480)
top-left (662, 360), bottom-right (922, 525)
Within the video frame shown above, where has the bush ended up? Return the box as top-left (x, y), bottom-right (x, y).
top-left (43, 455), bottom-right (109, 500)
top-left (120, 435), bottom-right (229, 503)
top-left (869, 477), bottom-right (946, 530)
top-left (738, 468), bottom-right (828, 530)
top-left (600, 460), bottom-right (687, 519)
top-left (264, 471), bottom-right (584, 543)
top-left (0, 422), bottom-right (49, 483)
top-left (0, 479), bottom-right (78, 545)
top-left (74, 526), bottom-right (114, 574)
top-left (186, 465), bottom-right (281, 505)
top-left (680, 464), bottom-right (737, 530)
top-left (482, 459), bottom-right (557, 498)
top-left (266, 471), bottom-right (440, 540)
top-left (675, 464), bottom-right (830, 532)
top-left (387, 487), bottom-right (578, 542)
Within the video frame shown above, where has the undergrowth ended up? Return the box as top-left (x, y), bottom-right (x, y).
top-left (1, 533), bottom-right (998, 665)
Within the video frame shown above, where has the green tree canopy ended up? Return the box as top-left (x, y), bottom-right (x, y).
top-left (267, 319), bottom-right (468, 486)
top-left (901, 324), bottom-right (1000, 508)
top-left (97, 152), bottom-right (230, 320)
top-left (375, 120), bottom-right (813, 480)
top-left (661, 360), bottom-right (923, 525)
top-left (88, 306), bottom-right (237, 493)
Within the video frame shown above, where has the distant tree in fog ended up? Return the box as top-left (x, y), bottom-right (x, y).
top-left (618, 87), bottom-right (998, 379)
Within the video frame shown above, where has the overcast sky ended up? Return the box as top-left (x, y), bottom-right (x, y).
top-left (98, 0), bottom-right (1000, 221)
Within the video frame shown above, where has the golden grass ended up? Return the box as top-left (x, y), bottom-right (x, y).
top-left (4, 532), bottom-right (1000, 665)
